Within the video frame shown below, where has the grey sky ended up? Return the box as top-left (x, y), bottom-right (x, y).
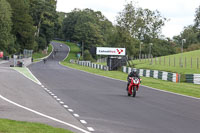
top-left (56, 0), bottom-right (200, 38)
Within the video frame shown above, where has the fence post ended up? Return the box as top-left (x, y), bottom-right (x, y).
top-left (197, 57), bottom-right (199, 69)
top-left (174, 56), bottom-right (175, 67)
top-left (164, 57), bottom-right (165, 66)
top-left (155, 57), bottom-right (157, 65)
top-left (185, 57), bottom-right (187, 68)
top-left (159, 57), bottom-right (161, 65)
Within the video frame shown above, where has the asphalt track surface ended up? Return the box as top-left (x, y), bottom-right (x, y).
top-left (0, 61), bottom-right (87, 133)
top-left (29, 41), bottom-right (200, 133)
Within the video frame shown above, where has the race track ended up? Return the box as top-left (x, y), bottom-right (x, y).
top-left (29, 41), bottom-right (200, 133)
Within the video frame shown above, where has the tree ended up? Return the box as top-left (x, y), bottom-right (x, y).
top-left (173, 5), bottom-right (200, 51)
top-left (62, 8), bottom-right (113, 55)
top-left (54, 12), bottom-right (67, 39)
top-left (0, 0), bottom-right (15, 54)
top-left (109, 26), bottom-right (139, 57)
top-left (173, 26), bottom-right (198, 48)
top-left (73, 22), bottom-right (104, 49)
top-left (194, 5), bottom-right (200, 43)
top-left (115, 1), bottom-right (172, 57)
top-left (7, 0), bottom-right (36, 52)
top-left (194, 5), bottom-right (200, 29)
top-left (29, 0), bottom-right (58, 50)
top-left (116, 1), bottom-right (166, 42)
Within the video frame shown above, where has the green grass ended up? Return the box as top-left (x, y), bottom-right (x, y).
top-left (0, 119), bottom-right (73, 133)
top-left (95, 62), bottom-right (106, 65)
top-left (32, 44), bottom-right (53, 62)
top-left (131, 50), bottom-right (200, 74)
top-left (60, 41), bottom-right (200, 98)
top-left (65, 42), bottom-right (81, 61)
top-left (12, 67), bottom-right (40, 84)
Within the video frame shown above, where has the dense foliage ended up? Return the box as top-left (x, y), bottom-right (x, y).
top-left (62, 9), bottom-right (113, 49)
top-left (0, 0), bottom-right (57, 55)
top-left (0, 0), bottom-right (14, 55)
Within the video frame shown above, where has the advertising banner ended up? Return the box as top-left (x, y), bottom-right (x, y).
top-left (0, 52), bottom-right (3, 58)
top-left (96, 47), bottom-right (126, 56)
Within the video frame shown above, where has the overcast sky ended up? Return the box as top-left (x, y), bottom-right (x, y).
top-left (56, 0), bottom-right (200, 38)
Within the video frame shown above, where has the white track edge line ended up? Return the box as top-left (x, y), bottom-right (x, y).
top-left (0, 95), bottom-right (91, 133)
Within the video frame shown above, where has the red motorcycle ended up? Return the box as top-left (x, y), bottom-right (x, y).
top-left (127, 77), bottom-right (141, 97)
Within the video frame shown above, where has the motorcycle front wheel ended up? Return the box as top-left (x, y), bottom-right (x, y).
top-left (127, 90), bottom-right (131, 96)
top-left (132, 86), bottom-right (136, 97)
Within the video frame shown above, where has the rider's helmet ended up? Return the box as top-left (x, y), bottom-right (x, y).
top-left (132, 69), bottom-right (137, 74)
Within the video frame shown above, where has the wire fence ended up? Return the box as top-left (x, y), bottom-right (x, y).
top-left (134, 54), bottom-right (200, 69)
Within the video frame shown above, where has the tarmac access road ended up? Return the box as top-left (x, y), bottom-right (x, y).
top-left (29, 41), bottom-right (200, 133)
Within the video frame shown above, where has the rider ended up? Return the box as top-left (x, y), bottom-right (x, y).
top-left (126, 69), bottom-right (140, 91)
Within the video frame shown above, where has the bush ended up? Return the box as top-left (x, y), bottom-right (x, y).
top-left (186, 44), bottom-right (200, 52)
top-left (83, 50), bottom-right (94, 61)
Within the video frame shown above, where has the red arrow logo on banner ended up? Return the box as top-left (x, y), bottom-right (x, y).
top-left (116, 49), bottom-right (123, 54)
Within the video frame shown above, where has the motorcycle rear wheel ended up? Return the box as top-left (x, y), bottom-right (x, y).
top-left (127, 91), bottom-right (131, 96)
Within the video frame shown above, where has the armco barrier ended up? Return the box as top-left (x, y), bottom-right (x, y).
top-left (122, 66), bottom-right (179, 83)
top-left (76, 61), bottom-right (108, 71)
top-left (185, 74), bottom-right (200, 84)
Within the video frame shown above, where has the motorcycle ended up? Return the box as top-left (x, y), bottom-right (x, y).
top-left (127, 77), bottom-right (141, 97)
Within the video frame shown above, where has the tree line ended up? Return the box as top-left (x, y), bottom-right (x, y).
top-left (0, 0), bottom-right (57, 55)
top-left (59, 1), bottom-right (176, 60)
top-left (1, 0), bottom-right (200, 60)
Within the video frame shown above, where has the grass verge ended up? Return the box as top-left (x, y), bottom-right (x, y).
top-left (0, 119), bottom-right (73, 133)
top-left (32, 44), bottom-right (53, 62)
top-left (60, 41), bottom-right (200, 98)
top-left (12, 67), bottom-right (40, 84)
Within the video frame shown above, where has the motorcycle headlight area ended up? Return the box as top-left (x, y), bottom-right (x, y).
top-left (133, 79), bottom-right (139, 84)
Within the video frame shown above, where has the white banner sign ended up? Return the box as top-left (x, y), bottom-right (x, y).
top-left (96, 47), bottom-right (126, 55)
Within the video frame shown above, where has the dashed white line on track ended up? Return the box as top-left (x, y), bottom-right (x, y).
top-left (73, 114), bottom-right (80, 117)
top-left (87, 127), bottom-right (95, 132)
top-left (60, 101), bottom-right (64, 104)
top-left (64, 105), bottom-right (68, 108)
top-left (68, 109), bottom-right (74, 112)
top-left (80, 120), bottom-right (87, 124)
top-left (56, 98), bottom-right (61, 101)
